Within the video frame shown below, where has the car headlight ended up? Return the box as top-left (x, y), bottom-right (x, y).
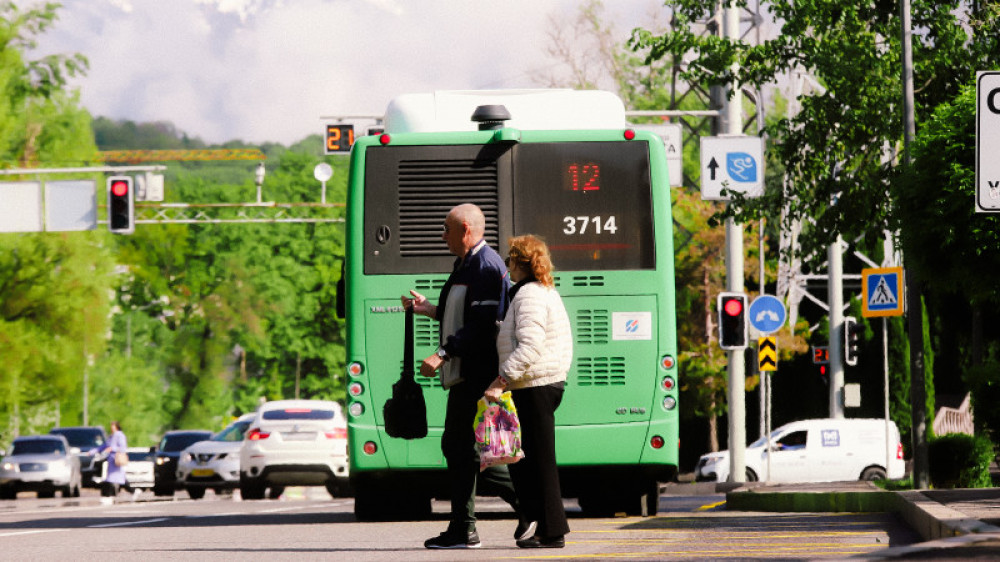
top-left (156, 456), bottom-right (169, 465)
top-left (2, 461), bottom-right (17, 472)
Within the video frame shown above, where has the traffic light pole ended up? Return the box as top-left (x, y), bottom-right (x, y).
top-left (828, 235), bottom-right (845, 418)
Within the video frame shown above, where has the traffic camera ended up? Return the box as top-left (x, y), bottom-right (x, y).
top-left (844, 316), bottom-right (862, 366)
top-left (717, 292), bottom-right (748, 349)
top-left (107, 176), bottom-right (134, 234)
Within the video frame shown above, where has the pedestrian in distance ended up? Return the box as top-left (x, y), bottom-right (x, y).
top-left (485, 234), bottom-right (572, 548)
top-left (402, 203), bottom-right (534, 549)
top-left (94, 421), bottom-right (130, 504)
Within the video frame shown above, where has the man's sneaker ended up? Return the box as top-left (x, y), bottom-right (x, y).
top-left (515, 520), bottom-right (537, 541)
top-left (424, 530), bottom-right (482, 549)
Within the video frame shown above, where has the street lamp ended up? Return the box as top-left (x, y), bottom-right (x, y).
top-left (255, 162), bottom-right (266, 204)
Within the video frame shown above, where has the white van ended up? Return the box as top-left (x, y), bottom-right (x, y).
top-left (695, 418), bottom-right (905, 483)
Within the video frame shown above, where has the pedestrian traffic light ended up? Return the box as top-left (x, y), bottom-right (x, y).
top-left (107, 176), bottom-right (134, 234)
top-left (717, 292), bottom-right (748, 350)
top-left (844, 316), bottom-right (862, 366)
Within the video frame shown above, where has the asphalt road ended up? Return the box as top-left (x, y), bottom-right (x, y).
top-left (0, 487), bottom-right (922, 560)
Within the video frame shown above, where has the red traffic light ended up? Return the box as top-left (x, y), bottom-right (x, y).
top-left (111, 180), bottom-right (129, 197)
top-left (723, 298), bottom-right (743, 316)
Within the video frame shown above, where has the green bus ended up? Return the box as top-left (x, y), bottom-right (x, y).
top-left (339, 90), bottom-right (679, 520)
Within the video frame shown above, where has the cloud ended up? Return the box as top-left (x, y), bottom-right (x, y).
top-left (37, 0), bottom-right (659, 145)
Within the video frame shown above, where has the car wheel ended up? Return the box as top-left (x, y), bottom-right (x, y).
top-left (72, 484), bottom-right (81, 498)
top-left (37, 490), bottom-right (55, 499)
top-left (861, 466), bottom-right (887, 481)
top-left (267, 486), bottom-right (285, 499)
top-left (60, 486), bottom-right (72, 498)
top-left (187, 487), bottom-right (206, 500)
top-left (153, 485), bottom-right (175, 497)
top-left (746, 468), bottom-right (759, 482)
top-left (0, 486), bottom-right (16, 500)
top-left (239, 475), bottom-right (265, 500)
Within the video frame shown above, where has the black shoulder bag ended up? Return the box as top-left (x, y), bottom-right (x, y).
top-left (383, 304), bottom-right (428, 439)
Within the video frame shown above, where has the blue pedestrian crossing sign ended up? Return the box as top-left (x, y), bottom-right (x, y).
top-left (862, 267), bottom-right (905, 317)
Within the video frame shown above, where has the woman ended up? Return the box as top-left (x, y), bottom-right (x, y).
top-left (94, 421), bottom-right (128, 504)
top-left (485, 234), bottom-right (572, 549)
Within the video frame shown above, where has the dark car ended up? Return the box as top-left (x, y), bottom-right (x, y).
top-left (153, 430), bottom-right (211, 496)
top-left (49, 426), bottom-right (107, 488)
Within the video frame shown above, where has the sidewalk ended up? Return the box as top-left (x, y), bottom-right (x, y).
top-left (723, 481), bottom-right (1000, 559)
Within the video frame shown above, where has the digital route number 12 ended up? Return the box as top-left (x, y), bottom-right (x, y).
top-left (567, 164), bottom-right (601, 191)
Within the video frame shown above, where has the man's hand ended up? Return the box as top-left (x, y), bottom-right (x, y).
top-left (401, 290), bottom-right (436, 318)
top-left (420, 353), bottom-right (446, 378)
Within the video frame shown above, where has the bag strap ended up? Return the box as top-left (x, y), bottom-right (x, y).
top-left (402, 303), bottom-right (415, 379)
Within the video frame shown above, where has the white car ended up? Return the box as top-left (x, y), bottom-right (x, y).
top-left (696, 418), bottom-right (906, 484)
top-left (239, 399), bottom-right (349, 500)
top-left (177, 413), bottom-right (255, 499)
top-left (0, 435), bottom-right (82, 499)
top-left (94, 447), bottom-right (156, 490)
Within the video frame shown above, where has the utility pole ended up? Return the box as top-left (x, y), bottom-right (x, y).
top-left (722, 0), bottom-right (746, 484)
top-left (900, 0), bottom-right (929, 489)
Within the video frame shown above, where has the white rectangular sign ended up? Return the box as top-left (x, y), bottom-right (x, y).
top-left (45, 180), bottom-right (96, 231)
top-left (637, 123), bottom-right (683, 187)
top-left (700, 135), bottom-right (765, 200)
top-left (977, 71), bottom-right (1000, 212)
top-left (0, 181), bottom-right (44, 232)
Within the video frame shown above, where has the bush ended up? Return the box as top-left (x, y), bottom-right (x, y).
top-left (928, 433), bottom-right (993, 489)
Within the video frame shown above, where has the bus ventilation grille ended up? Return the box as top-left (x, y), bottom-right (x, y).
top-left (415, 316), bottom-right (437, 348)
top-left (570, 275), bottom-right (605, 287)
top-left (400, 361), bottom-right (441, 389)
top-left (575, 310), bottom-right (610, 344)
top-left (575, 357), bottom-right (627, 386)
top-left (398, 158), bottom-right (500, 256)
top-left (415, 278), bottom-right (446, 292)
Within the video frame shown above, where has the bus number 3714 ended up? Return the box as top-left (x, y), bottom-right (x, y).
top-left (562, 215), bottom-right (618, 235)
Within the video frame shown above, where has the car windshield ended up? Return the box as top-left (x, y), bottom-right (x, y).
top-left (128, 450), bottom-right (154, 462)
top-left (159, 433), bottom-right (210, 452)
top-left (11, 439), bottom-right (65, 455)
top-left (748, 429), bottom-right (785, 449)
top-left (262, 408), bottom-right (336, 421)
top-left (50, 428), bottom-right (104, 449)
top-left (212, 420), bottom-right (251, 442)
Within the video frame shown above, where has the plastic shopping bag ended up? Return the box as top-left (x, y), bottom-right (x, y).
top-left (473, 392), bottom-right (524, 471)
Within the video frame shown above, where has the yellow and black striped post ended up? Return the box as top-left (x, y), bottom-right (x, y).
top-left (758, 337), bottom-right (777, 372)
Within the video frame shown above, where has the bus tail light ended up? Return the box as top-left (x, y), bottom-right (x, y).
top-left (247, 429), bottom-right (270, 441)
top-left (650, 436), bottom-right (665, 449)
top-left (662, 397), bottom-right (676, 411)
top-left (623, 129), bottom-right (636, 140)
top-left (349, 402), bottom-right (364, 417)
top-left (363, 441), bottom-right (377, 455)
top-left (660, 355), bottom-right (675, 370)
top-left (348, 362), bottom-right (364, 377)
top-left (348, 382), bottom-right (364, 396)
top-left (379, 134), bottom-right (391, 145)
top-left (661, 376), bottom-right (676, 392)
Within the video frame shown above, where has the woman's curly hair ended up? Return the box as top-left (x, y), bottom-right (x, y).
top-left (507, 234), bottom-right (554, 288)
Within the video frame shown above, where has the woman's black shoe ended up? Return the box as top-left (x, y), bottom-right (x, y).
top-left (516, 535), bottom-right (565, 548)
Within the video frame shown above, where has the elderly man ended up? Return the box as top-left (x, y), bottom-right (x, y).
top-left (403, 203), bottom-right (533, 549)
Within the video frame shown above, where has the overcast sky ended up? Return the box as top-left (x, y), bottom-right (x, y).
top-left (33, 0), bottom-right (666, 146)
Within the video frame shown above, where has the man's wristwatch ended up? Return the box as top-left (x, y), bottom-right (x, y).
top-left (436, 347), bottom-right (450, 362)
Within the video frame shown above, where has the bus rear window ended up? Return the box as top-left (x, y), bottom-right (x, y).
top-left (513, 142), bottom-right (654, 270)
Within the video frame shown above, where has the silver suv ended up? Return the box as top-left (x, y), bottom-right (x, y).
top-left (177, 413), bottom-right (255, 499)
top-left (239, 399), bottom-right (349, 500)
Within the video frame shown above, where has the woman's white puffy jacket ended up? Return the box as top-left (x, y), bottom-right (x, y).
top-left (497, 281), bottom-right (573, 389)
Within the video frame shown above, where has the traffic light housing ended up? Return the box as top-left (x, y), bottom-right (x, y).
top-left (107, 175), bottom-right (134, 234)
top-left (844, 316), bottom-right (862, 366)
top-left (717, 292), bottom-right (748, 349)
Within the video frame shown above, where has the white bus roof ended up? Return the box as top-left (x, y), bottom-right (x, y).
top-left (382, 89), bottom-right (628, 133)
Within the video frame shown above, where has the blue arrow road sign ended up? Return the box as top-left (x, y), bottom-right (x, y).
top-left (748, 295), bottom-right (786, 335)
